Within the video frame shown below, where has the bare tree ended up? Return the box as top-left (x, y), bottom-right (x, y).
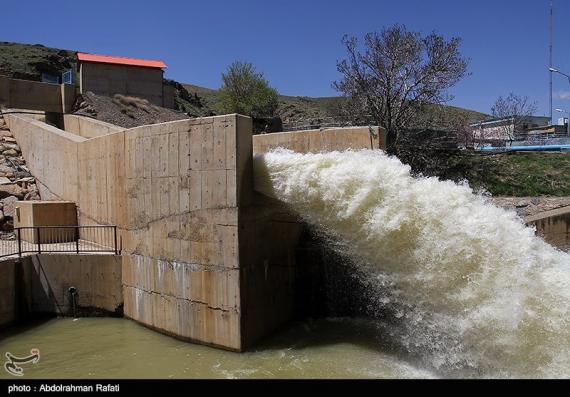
top-left (490, 93), bottom-right (538, 142)
top-left (333, 24), bottom-right (469, 154)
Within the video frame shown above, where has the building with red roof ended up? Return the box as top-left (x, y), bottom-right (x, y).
top-left (77, 52), bottom-right (173, 107)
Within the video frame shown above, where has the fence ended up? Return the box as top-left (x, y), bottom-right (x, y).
top-left (282, 118), bottom-right (356, 132)
top-left (0, 225), bottom-right (118, 259)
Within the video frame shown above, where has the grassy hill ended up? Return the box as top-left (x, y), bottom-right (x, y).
top-left (0, 42), bottom-right (77, 81)
top-left (183, 83), bottom-right (488, 126)
top-left (1, 41), bottom-right (568, 198)
top-left (0, 41), bottom-right (488, 126)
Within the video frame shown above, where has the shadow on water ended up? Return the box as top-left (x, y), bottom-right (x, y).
top-left (0, 317), bottom-right (55, 342)
top-left (246, 226), bottom-right (421, 366)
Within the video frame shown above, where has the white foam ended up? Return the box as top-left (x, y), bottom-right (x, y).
top-left (254, 149), bottom-right (570, 378)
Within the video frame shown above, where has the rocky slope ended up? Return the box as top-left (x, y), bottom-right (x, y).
top-left (73, 92), bottom-right (191, 129)
top-left (0, 113), bottom-right (41, 234)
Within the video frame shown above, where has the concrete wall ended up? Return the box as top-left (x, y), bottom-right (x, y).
top-left (253, 126), bottom-right (386, 155)
top-left (29, 254), bottom-right (122, 315)
top-left (0, 254), bottom-right (121, 329)
top-left (0, 257), bottom-right (26, 329)
top-left (6, 114), bottom-right (85, 202)
top-left (80, 62), bottom-right (164, 107)
top-left (0, 76), bottom-right (75, 114)
top-left (6, 113), bottom-right (251, 350)
top-left (239, 125), bottom-right (386, 345)
top-left (163, 84), bottom-right (176, 110)
top-left (527, 207), bottom-right (570, 252)
top-left (121, 115), bottom-right (250, 350)
top-left (63, 114), bottom-right (125, 138)
top-left (5, 113), bottom-right (386, 351)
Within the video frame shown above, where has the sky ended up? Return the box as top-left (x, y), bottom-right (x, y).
top-left (1, 0), bottom-right (569, 116)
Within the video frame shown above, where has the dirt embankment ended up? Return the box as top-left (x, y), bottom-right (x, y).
top-left (73, 92), bottom-right (191, 129)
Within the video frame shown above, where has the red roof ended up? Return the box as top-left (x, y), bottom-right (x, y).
top-left (77, 52), bottom-right (167, 69)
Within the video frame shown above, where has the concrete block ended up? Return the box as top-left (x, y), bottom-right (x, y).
top-left (14, 201), bottom-right (78, 244)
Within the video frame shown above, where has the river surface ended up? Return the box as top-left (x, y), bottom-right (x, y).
top-left (0, 318), bottom-right (435, 379)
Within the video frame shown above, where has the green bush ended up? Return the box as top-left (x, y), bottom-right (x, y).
top-left (216, 61), bottom-right (278, 118)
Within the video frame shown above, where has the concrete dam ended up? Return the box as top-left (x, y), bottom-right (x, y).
top-left (0, 111), bottom-right (384, 352)
top-left (3, 110), bottom-right (570, 377)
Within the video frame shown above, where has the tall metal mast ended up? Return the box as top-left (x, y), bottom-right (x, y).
top-left (550, 0), bottom-right (554, 123)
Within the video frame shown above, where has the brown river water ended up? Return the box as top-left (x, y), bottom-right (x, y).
top-left (0, 317), bottom-right (435, 379)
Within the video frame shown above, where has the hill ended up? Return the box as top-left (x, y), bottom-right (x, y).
top-left (0, 42), bottom-right (76, 81)
top-left (0, 42), bottom-right (212, 117)
top-left (183, 83), bottom-right (488, 127)
top-left (0, 41), bottom-right (487, 127)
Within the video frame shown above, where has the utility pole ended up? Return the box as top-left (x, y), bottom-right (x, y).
top-left (550, 0), bottom-right (554, 123)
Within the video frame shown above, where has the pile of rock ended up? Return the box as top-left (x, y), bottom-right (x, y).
top-left (0, 113), bottom-right (40, 232)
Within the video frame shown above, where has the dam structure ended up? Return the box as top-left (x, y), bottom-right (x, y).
top-left (1, 110), bottom-right (385, 351)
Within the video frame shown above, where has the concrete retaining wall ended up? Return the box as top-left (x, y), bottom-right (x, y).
top-left (5, 113), bottom-right (386, 350)
top-left (527, 207), bottom-right (570, 252)
top-left (121, 115), bottom-right (250, 350)
top-left (241, 125), bottom-right (387, 345)
top-left (6, 113), bottom-right (251, 350)
top-left (0, 257), bottom-right (24, 329)
top-left (0, 254), bottom-right (122, 329)
top-left (63, 115), bottom-right (125, 138)
top-left (29, 254), bottom-right (122, 315)
top-left (6, 114), bottom-right (85, 202)
top-left (252, 126), bottom-right (386, 155)
top-left (0, 76), bottom-right (75, 113)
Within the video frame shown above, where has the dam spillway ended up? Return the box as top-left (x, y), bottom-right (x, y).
top-left (253, 148), bottom-right (570, 378)
top-left (2, 108), bottom-right (570, 378)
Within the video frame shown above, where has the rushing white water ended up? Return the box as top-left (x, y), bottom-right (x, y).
top-left (253, 149), bottom-right (570, 378)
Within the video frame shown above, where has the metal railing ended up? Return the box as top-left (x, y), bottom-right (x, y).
top-left (0, 226), bottom-right (118, 259)
top-left (282, 118), bottom-right (356, 132)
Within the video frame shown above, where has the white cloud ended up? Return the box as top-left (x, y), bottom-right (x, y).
top-left (554, 90), bottom-right (570, 100)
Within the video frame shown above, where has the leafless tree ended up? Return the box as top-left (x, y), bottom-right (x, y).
top-left (333, 24), bottom-right (469, 154)
top-left (490, 93), bottom-right (538, 142)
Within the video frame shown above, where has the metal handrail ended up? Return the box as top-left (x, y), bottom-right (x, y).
top-left (0, 225), bottom-right (118, 259)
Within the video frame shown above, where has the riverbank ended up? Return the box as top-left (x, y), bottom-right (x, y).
top-left (461, 152), bottom-right (570, 197)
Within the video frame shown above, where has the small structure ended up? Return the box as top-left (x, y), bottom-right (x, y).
top-left (14, 201), bottom-right (78, 244)
top-left (77, 52), bottom-right (168, 107)
top-left (470, 116), bottom-right (551, 142)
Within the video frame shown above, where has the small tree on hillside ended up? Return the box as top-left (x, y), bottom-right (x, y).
top-left (217, 61), bottom-right (279, 118)
top-left (490, 93), bottom-right (538, 142)
top-left (333, 24), bottom-right (469, 154)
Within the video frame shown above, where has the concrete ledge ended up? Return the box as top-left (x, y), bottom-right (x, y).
top-left (253, 126), bottom-right (386, 155)
top-left (526, 207), bottom-right (570, 252)
top-left (63, 114), bottom-right (125, 138)
top-left (524, 206), bottom-right (570, 223)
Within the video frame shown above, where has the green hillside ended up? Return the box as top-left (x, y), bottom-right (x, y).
top-left (0, 41), bottom-right (488, 126)
top-left (183, 83), bottom-right (488, 126)
top-left (0, 42), bottom-right (76, 81)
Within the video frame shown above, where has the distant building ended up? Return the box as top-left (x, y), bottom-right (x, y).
top-left (77, 52), bottom-right (172, 107)
top-left (469, 116), bottom-right (551, 141)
